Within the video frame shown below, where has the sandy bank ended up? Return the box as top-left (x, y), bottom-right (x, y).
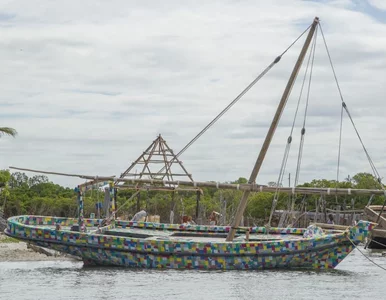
top-left (0, 233), bottom-right (79, 262)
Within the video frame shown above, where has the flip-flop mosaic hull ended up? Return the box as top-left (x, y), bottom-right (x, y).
top-left (5, 215), bottom-right (373, 270)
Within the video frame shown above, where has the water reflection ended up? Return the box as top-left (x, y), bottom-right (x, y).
top-left (1, 248), bottom-right (385, 300)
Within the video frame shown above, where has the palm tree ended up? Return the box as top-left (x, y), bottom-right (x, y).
top-left (0, 127), bottom-right (17, 138)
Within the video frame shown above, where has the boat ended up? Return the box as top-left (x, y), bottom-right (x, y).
top-left (364, 205), bottom-right (386, 249)
top-left (5, 214), bottom-right (374, 269)
top-left (4, 17), bottom-right (382, 269)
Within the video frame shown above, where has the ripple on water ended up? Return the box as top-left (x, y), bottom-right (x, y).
top-left (0, 248), bottom-right (385, 300)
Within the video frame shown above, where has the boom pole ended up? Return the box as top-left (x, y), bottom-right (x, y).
top-left (9, 166), bottom-right (384, 196)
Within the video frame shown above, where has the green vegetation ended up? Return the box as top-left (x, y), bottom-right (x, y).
top-left (0, 236), bottom-right (19, 243)
top-left (0, 127), bottom-right (17, 138)
top-left (0, 170), bottom-right (383, 226)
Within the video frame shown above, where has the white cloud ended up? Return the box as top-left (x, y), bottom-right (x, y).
top-left (1, 0), bottom-right (386, 188)
top-left (368, 0), bottom-right (386, 11)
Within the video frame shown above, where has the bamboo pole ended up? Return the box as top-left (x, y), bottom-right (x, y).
top-left (226, 17), bottom-right (320, 241)
top-left (311, 223), bottom-right (349, 231)
top-left (325, 208), bottom-right (363, 214)
top-left (124, 173), bottom-right (192, 177)
top-left (9, 166), bottom-right (385, 196)
top-left (116, 185), bottom-right (201, 192)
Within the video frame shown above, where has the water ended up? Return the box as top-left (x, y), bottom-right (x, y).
top-left (0, 247), bottom-right (385, 300)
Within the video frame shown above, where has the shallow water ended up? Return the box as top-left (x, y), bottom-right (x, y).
top-left (0, 247), bottom-right (385, 300)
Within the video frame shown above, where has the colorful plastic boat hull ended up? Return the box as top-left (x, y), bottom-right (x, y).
top-left (5, 215), bottom-right (374, 270)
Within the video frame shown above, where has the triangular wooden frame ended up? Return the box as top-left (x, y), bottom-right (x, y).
top-left (116, 134), bottom-right (194, 190)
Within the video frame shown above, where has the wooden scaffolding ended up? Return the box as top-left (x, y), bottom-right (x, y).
top-left (116, 134), bottom-right (194, 188)
top-left (115, 134), bottom-right (202, 222)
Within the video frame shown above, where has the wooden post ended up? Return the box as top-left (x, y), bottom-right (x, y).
top-left (104, 187), bottom-right (110, 218)
top-left (335, 205), bottom-right (341, 225)
top-left (136, 192), bottom-right (141, 212)
top-left (145, 190), bottom-right (149, 222)
top-left (114, 187), bottom-right (117, 217)
top-left (352, 198), bottom-right (356, 222)
top-left (97, 201), bottom-right (101, 219)
top-left (220, 193), bottom-right (227, 225)
top-left (109, 181), bottom-right (115, 219)
top-left (323, 195), bottom-right (327, 223)
top-left (196, 190), bottom-right (200, 220)
top-left (170, 191), bottom-right (175, 224)
top-left (75, 186), bottom-right (85, 232)
top-left (303, 198), bottom-right (308, 228)
top-left (226, 17), bottom-right (320, 241)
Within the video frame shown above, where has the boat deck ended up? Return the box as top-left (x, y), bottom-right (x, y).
top-left (31, 224), bottom-right (304, 243)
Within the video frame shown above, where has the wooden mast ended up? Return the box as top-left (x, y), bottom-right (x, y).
top-left (226, 17), bottom-right (320, 241)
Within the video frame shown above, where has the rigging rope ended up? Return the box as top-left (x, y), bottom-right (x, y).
top-left (319, 22), bottom-right (386, 228)
top-left (319, 23), bottom-right (383, 184)
top-left (293, 26), bottom-right (318, 189)
top-left (319, 22), bottom-right (386, 244)
top-left (290, 30), bottom-right (317, 223)
top-left (335, 103), bottom-right (344, 202)
top-left (347, 236), bottom-right (386, 272)
top-left (113, 190), bottom-right (141, 217)
top-left (156, 24), bottom-right (313, 175)
top-left (267, 27), bottom-right (318, 227)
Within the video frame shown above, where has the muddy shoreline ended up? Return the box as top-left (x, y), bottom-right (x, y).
top-left (0, 233), bottom-right (78, 262)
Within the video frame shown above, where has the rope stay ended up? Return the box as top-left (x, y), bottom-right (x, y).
top-left (289, 26), bottom-right (318, 224)
top-left (319, 22), bottom-right (386, 232)
top-left (293, 25), bottom-right (318, 190)
top-left (156, 25), bottom-right (313, 175)
top-left (347, 236), bottom-right (386, 272)
top-left (319, 23), bottom-right (383, 186)
top-left (335, 101), bottom-right (344, 202)
top-left (113, 190), bottom-right (140, 218)
top-left (267, 21), bottom-right (385, 228)
top-left (267, 26), bottom-right (318, 227)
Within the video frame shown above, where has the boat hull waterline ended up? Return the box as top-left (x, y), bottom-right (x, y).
top-left (5, 215), bottom-right (374, 270)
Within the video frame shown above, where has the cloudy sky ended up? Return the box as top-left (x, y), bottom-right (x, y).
top-left (1, 0), bottom-right (386, 188)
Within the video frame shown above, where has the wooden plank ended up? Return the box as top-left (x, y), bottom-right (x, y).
top-left (371, 228), bottom-right (386, 238)
top-left (364, 206), bottom-right (386, 228)
top-left (325, 208), bottom-right (364, 214)
top-left (135, 161), bottom-right (169, 164)
top-left (117, 185), bottom-right (200, 192)
top-left (367, 205), bottom-right (386, 211)
top-left (312, 223), bottom-right (349, 231)
top-left (124, 173), bottom-right (192, 177)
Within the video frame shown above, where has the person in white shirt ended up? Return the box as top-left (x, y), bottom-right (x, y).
top-left (131, 210), bottom-right (147, 221)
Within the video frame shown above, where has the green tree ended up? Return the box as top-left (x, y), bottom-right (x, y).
top-left (0, 170), bottom-right (11, 214)
top-left (352, 172), bottom-right (381, 189)
top-left (232, 177), bottom-right (248, 184)
top-left (9, 172), bottom-right (29, 188)
top-left (28, 175), bottom-right (49, 187)
top-left (0, 127), bottom-right (17, 138)
top-left (0, 170), bottom-right (11, 187)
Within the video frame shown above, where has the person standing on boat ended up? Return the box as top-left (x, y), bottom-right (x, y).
top-left (131, 210), bottom-right (147, 222)
top-left (209, 211), bottom-right (221, 225)
top-left (327, 214), bottom-right (334, 225)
